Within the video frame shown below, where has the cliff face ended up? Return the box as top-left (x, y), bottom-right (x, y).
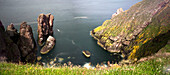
top-left (17, 22), bottom-right (37, 63)
top-left (91, 0), bottom-right (170, 62)
top-left (0, 21), bottom-right (20, 63)
top-left (0, 21), bottom-right (37, 63)
top-left (37, 13), bottom-right (54, 46)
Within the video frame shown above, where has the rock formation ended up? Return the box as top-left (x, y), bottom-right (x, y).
top-left (40, 36), bottom-right (56, 54)
top-left (0, 21), bottom-right (37, 63)
top-left (17, 22), bottom-right (37, 63)
top-left (112, 8), bottom-right (124, 18)
top-left (91, 0), bottom-right (170, 63)
top-left (37, 13), bottom-right (54, 46)
top-left (0, 21), bottom-right (20, 63)
top-left (6, 23), bottom-right (19, 43)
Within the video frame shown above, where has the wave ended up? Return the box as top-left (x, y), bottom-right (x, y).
top-left (57, 29), bottom-right (60, 32)
top-left (56, 52), bottom-right (67, 56)
top-left (83, 62), bottom-right (95, 69)
top-left (71, 40), bottom-right (75, 45)
top-left (65, 38), bottom-right (76, 45)
top-left (74, 16), bottom-right (88, 19)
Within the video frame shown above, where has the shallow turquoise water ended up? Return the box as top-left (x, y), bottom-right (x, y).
top-left (0, 0), bottom-right (142, 65)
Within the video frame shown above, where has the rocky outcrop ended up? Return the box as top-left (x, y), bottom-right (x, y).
top-left (112, 8), bottom-right (124, 18)
top-left (37, 13), bottom-right (54, 46)
top-left (0, 21), bottom-right (20, 63)
top-left (6, 23), bottom-right (19, 43)
top-left (91, 0), bottom-right (170, 63)
top-left (0, 21), bottom-right (37, 63)
top-left (17, 22), bottom-right (37, 63)
top-left (40, 36), bottom-right (56, 54)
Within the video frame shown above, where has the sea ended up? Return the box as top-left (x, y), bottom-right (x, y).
top-left (0, 0), bottom-right (142, 66)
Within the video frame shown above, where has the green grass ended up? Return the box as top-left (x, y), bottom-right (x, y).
top-left (0, 56), bottom-right (169, 75)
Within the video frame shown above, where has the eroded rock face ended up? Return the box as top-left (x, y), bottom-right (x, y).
top-left (6, 23), bottom-right (19, 43)
top-left (40, 36), bottom-right (56, 54)
top-left (37, 13), bottom-right (54, 46)
top-left (91, 0), bottom-right (170, 63)
top-left (17, 22), bottom-right (37, 63)
top-left (0, 21), bottom-right (20, 63)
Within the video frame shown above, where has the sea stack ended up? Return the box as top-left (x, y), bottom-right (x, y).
top-left (37, 13), bottom-right (54, 46)
top-left (0, 21), bottom-right (37, 63)
top-left (40, 36), bottom-right (56, 54)
top-left (17, 22), bottom-right (37, 63)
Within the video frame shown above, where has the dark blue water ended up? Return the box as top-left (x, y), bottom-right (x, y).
top-left (0, 0), bottom-right (142, 65)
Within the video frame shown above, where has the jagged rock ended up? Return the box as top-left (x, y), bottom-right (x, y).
top-left (37, 13), bottom-right (54, 46)
top-left (40, 36), bottom-right (56, 54)
top-left (0, 21), bottom-right (20, 63)
top-left (112, 8), bottom-right (124, 18)
top-left (17, 22), bottom-right (37, 63)
top-left (6, 23), bottom-right (19, 43)
top-left (91, 0), bottom-right (170, 63)
top-left (0, 21), bottom-right (5, 31)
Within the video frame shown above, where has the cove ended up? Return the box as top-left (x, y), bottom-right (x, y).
top-left (0, 0), bottom-right (142, 66)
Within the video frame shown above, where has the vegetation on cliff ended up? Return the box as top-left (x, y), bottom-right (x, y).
top-left (91, 0), bottom-right (170, 62)
top-left (0, 53), bottom-right (169, 75)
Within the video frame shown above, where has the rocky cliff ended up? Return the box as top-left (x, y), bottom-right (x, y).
top-left (0, 21), bottom-right (37, 63)
top-left (91, 0), bottom-right (170, 62)
top-left (0, 21), bottom-right (21, 63)
top-left (37, 13), bottom-right (54, 46)
top-left (17, 22), bottom-right (37, 63)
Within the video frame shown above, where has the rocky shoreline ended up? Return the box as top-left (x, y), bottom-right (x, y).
top-left (0, 21), bottom-right (37, 63)
top-left (0, 13), bottom-right (56, 63)
top-left (91, 0), bottom-right (170, 63)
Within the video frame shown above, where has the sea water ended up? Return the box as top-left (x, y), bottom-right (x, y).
top-left (0, 0), bottom-right (142, 65)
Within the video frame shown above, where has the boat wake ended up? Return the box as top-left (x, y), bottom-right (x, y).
top-left (74, 16), bottom-right (88, 19)
top-left (57, 29), bottom-right (60, 32)
top-left (71, 40), bottom-right (75, 45)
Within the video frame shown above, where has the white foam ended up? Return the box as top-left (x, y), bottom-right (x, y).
top-left (72, 40), bottom-right (75, 45)
top-left (57, 29), bottom-right (60, 32)
top-left (74, 16), bottom-right (88, 19)
top-left (83, 63), bottom-right (91, 69)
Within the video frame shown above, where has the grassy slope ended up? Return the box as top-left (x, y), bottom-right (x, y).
top-left (0, 46), bottom-right (170, 75)
top-left (0, 57), bottom-right (169, 75)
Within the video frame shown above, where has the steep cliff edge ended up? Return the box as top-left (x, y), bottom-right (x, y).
top-left (91, 0), bottom-right (170, 62)
top-left (0, 21), bottom-right (37, 63)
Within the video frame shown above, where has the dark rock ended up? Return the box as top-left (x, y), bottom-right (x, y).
top-left (0, 21), bottom-right (21, 63)
top-left (0, 20), bottom-right (5, 31)
top-left (6, 23), bottom-right (19, 43)
top-left (17, 22), bottom-right (37, 63)
top-left (40, 36), bottom-right (56, 54)
top-left (37, 13), bottom-right (54, 46)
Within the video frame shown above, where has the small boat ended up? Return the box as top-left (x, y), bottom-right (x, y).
top-left (82, 50), bottom-right (91, 58)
